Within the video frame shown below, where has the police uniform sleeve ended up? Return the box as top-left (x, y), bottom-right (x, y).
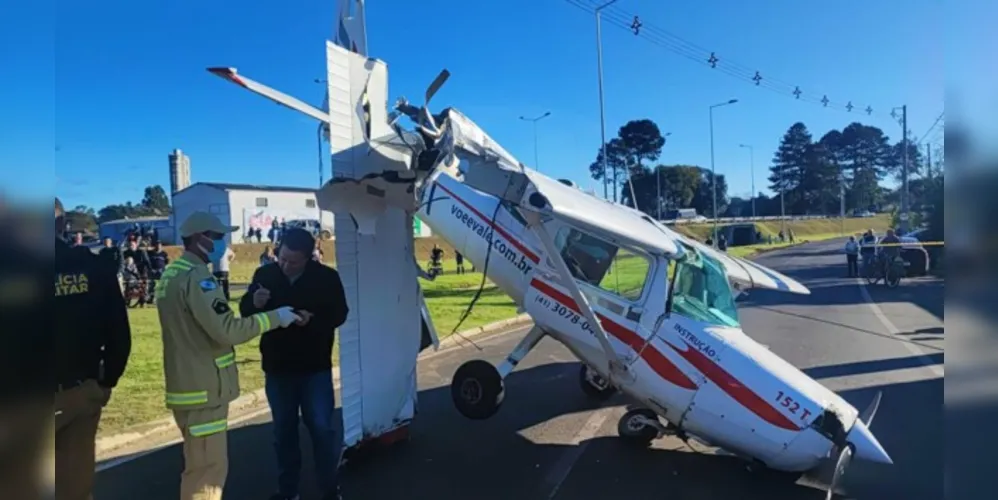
top-left (99, 261), bottom-right (132, 388)
top-left (184, 270), bottom-right (281, 346)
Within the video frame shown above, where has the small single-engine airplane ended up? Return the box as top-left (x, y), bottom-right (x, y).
top-left (207, 38), bottom-right (890, 500)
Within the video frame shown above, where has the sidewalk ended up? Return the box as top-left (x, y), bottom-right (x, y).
top-left (95, 313), bottom-right (533, 463)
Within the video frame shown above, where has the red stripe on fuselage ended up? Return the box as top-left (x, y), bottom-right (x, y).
top-left (434, 182), bottom-right (540, 263)
top-left (666, 343), bottom-right (801, 431)
top-left (529, 278), bottom-right (697, 391)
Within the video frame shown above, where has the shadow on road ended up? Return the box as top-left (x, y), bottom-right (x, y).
top-left (802, 352), bottom-right (944, 380)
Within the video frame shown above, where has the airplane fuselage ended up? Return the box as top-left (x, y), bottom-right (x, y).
top-left (417, 168), bottom-right (862, 471)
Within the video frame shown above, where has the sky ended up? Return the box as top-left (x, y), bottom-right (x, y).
top-left (2, 0), bottom-right (967, 210)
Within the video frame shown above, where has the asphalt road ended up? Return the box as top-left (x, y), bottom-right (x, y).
top-left (94, 239), bottom-right (944, 500)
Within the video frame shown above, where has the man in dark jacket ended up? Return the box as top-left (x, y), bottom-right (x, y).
top-left (54, 197), bottom-right (132, 499)
top-left (122, 238), bottom-right (151, 277)
top-left (239, 228), bottom-right (349, 500)
top-left (98, 237), bottom-right (122, 274)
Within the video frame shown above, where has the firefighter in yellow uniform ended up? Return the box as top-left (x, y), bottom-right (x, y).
top-left (157, 211), bottom-right (301, 500)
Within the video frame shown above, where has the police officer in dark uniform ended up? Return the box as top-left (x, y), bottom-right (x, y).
top-left (54, 197), bottom-right (132, 500)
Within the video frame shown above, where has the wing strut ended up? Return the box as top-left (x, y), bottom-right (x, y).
top-left (519, 201), bottom-right (629, 381)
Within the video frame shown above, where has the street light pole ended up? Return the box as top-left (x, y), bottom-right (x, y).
top-left (595, 0), bottom-right (619, 202)
top-left (657, 132), bottom-right (672, 220)
top-left (709, 99), bottom-right (738, 243)
top-left (739, 144), bottom-right (755, 217)
top-left (519, 111), bottom-right (551, 172)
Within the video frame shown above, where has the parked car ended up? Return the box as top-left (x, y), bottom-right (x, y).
top-left (896, 228), bottom-right (930, 276)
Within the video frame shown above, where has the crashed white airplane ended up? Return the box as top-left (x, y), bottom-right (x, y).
top-left (207, 3), bottom-right (891, 497)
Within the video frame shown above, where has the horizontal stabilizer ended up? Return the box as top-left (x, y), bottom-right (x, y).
top-left (207, 67), bottom-right (330, 124)
top-left (316, 172), bottom-right (419, 235)
top-left (678, 236), bottom-right (810, 294)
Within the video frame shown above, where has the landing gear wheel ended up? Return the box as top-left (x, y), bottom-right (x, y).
top-left (617, 408), bottom-right (659, 446)
top-left (579, 364), bottom-right (616, 400)
top-left (451, 360), bottom-right (504, 420)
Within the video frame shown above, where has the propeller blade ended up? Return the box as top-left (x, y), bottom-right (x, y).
top-left (859, 390), bottom-right (882, 426)
top-left (425, 69), bottom-right (450, 105)
top-left (825, 444), bottom-right (854, 500)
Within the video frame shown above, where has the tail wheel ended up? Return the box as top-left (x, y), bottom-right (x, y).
top-left (617, 408), bottom-right (660, 446)
top-left (579, 364), bottom-right (616, 401)
top-left (451, 360), bottom-right (504, 420)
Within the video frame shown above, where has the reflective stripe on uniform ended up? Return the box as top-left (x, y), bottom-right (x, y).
top-left (214, 352), bottom-right (235, 368)
top-left (188, 419), bottom-right (228, 437)
top-left (166, 391), bottom-right (209, 405)
top-left (254, 313), bottom-right (272, 333)
top-left (155, 260), bottom-right (196, 299)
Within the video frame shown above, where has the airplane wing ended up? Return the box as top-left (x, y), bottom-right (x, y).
top-left (670, 230), bottom-right (811, 295)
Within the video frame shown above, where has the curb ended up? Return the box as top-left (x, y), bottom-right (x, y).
top-left (95, 313), bottom-right (533, 459)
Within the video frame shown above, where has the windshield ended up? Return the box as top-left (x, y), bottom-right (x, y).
top-left (669, 249), bottom-right (740, 328)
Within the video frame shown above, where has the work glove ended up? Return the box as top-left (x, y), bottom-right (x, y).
top-left (275, 306), bottom-right (303, 328)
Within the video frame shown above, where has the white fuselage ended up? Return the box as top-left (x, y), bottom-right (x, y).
top-left (417, 169), bottom-right (860, 471)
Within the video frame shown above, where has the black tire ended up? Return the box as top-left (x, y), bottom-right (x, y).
top-left (886, 265), bottom-right (903, 288)
top-left (320, 230), bottom-right (332, 240)
top-left (617, 408), bottom-right (659, 446)
top-left (451, 360), bottom-right (504, 420)
top-left (579, 364), bottom-right (616, 400)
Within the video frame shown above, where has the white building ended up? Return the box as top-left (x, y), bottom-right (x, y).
top-left (170, 182), bottom-right (432, 244)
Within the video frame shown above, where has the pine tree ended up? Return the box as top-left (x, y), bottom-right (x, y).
top-left (769, 122), bottom-right (813, 215)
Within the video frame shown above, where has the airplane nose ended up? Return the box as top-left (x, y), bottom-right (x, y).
top-left (847, 420), bottom-right (893, 465)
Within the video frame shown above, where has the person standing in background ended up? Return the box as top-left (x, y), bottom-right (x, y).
top-left (455, 250), bottom-right (465, 274)
top-left (210, 241), bottom-right (235, 301)
top-left (240, 228), bottom-right (349, 500)
top-left (98, 236), bottom-right (122, 274)
top-left (54, 197), bottom-right (132, 500)
top-left (844, 236), bottom-right (860, 277)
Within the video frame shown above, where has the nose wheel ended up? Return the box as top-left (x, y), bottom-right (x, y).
top-left (451, 359), bottom-right (505, 420)
top-left (617, 407), bottom-right (667, 447)
top-left (579, 364), bottom-right (616, 401)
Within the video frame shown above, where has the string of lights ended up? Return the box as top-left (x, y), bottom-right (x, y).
top-left (564, 0), bottom-right (901, 119)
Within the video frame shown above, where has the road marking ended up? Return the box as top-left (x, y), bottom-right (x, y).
top-left (98, 323), bottom-right (535, 473)
top-left (855, 278), bottom-right (944, 377)
top-left (542, 408), bottom-right (612, 499)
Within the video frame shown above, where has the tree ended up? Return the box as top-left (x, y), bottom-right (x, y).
top-left (615, 119), bottom-right (666, 177)
top-left (835, 123), bottom-right (893, 210)
top-left (141, 185), bottom-right (171, 214)
top-left (587, 119), bottom-right (666, 208)
top-left (587, 138), bottom-right (627, 184)
top-left (96, 185), bottom-right (171, 223)
top-left (769, 122), bottom-right (813, 214)
top-left (691, 168), bottom-right (728, 217)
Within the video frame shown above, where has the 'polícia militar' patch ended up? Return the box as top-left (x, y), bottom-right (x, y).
top-left (199, 279), bottom-right (217, 291)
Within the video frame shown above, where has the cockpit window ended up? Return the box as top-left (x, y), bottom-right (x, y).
top-left (669, 247), bottom-right (739, 327)
top-left (553, 227), bottom-right (650, 302)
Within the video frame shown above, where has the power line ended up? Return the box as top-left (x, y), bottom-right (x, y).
top-left (916, 112), bottom-right (944, 144)
top-left (563, 0), bottom-right (900, 118)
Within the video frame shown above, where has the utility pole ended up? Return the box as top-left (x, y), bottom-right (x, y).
top-left (709, 99), bottom-right (738, 242)
top-left (657, 132), bottom-right (672, 220)
top-left (926, 142), bottom-right (933, 181)
top-left (595, 0), bottom-right (619, 202)
top-left (901, 105), bottom-right (910, 232)
top-left (519, 111), bottom-right (551, 172)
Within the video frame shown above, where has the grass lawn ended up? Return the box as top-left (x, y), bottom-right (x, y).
top-left (98, 259), bottom-right (517, 436)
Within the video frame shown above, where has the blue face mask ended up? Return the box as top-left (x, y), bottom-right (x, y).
top-left (207, 236), bottom-right (227, 263)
